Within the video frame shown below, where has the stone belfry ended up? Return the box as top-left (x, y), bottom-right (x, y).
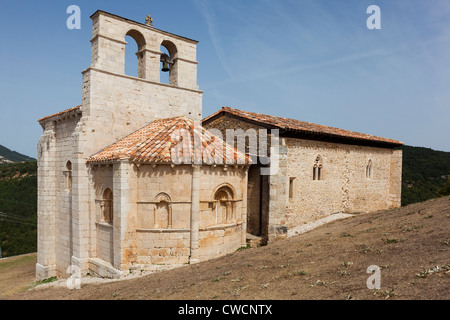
top-left (85, 10), bottom-right (202, 138)
top-left (36, 10), bottom-right (204, 280)
top-left (82, 10), bottom-right (203, 154)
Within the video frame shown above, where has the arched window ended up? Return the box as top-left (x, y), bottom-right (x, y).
top-left (102, 188), bottom-right (113, 224)
top-left (154, 193), bottom-right (172, 229)
top-left (160, 40), bottom-right (178, 86)
top-left (65, 161), bottom-right (72, 191)
top-left (160, 45), bottom-right (171, 85)
top-left (125, 29), bottom-right (146, 78)
top-left (313, 155), bottom-right (323, 181)
top-left (366, 160), bottom-right (373, 179)
top-left (214, 186), bottom-right (234, 224)
top-left (155, 201), bottom-right (170, 228)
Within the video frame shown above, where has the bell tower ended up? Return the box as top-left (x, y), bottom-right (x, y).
top-left (36, 10), bottom-right (205, 281)
top-left (81, 10), bottom-right (203, 155)
top-left (88, 10), bottom-right (200, 90)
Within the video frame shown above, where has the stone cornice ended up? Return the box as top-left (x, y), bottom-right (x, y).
top-left (38, 106), bottom-right (82, 125)
top-left (90, 10), bottom-right (199, 44)
top-left (135, 49), bottom-right (198, 65)
top-left (90, 33), bottom-right (127, 45)
top-left (81, 67), bottom-right (203, 94)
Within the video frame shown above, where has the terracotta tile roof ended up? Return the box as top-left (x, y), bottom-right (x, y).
top-left (203, 107), bottom-right (403, 146)
top-left (87, 116), bottom-right (251, 165)
top-left (38, 105), bottom-right (82, 122)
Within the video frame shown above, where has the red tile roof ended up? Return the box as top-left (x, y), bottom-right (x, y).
top-left (38, 105), bottom-right (82, 122)
top-left (203, 107), bottom-right (403, 146)
top-left (87, 116), bottom-right (251, 165)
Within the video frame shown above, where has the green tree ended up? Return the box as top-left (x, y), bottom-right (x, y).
top-left (438, 179), bottom-right (450, 197)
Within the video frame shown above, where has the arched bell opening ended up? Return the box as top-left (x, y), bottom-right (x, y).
top-left (125, 29), bottom-right (146, 78)
top-left (160, 39), bottom-right (178, 86)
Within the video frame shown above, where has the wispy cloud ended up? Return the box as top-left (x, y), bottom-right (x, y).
top-left (194, 0), bottom-right (235, 80)
top-left (196, 0), bottom-right (450, 151)
top-left (201, 47), bottom-right (392, 90)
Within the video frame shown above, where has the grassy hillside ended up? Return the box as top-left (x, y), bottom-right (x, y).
top-left (9, 196), bottom-right (450, 300)
top-left (0, 145), bottom-right (35, 164)
top-left (0, 161), bottom-right (37, 258)
top-left (401, 145), bottom-right (450, 206)
top-left (0, 253), bottom-right (37, 298)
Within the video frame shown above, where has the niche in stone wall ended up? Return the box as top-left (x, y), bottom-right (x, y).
top-left (154, 192), bottom-right (172, 229)
top-left (64, 161), bottom-right (72, 192)
top-left (366, 159), bottom-right (373, 179)
top-left (213, 185), bottom-right (235, 224)
top-left (101, 187), bottom-right (113, 224)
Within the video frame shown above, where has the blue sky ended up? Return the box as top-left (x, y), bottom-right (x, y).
top-left (0, 0), bottom-right (449, 158)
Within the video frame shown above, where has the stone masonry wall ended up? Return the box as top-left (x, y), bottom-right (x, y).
top-left (283, 138), bottom-right (402, 231)
top-left (203, 114), bottom-right (402, 242)
top-left (36, 122), bottom-right (57, 280)
top-left (128, 164), bottom-right (247, 268)
top-left (389, 149), bottom-right (403, 208)
top-left (134, 165), bottom-right (191, 267)
top-left (197, 166), bottom-right (248, 261)
top-left (90, 165), bottom-right (114, 265)
top-left (80, 68), bottom-right (202, 160)
top-left (54, 117), bottom-right (81, 274)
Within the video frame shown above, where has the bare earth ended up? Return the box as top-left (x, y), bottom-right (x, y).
top-left (6, 196), bottom-right (450, 300)
top-left (0, 253), bottom-right (37, 298)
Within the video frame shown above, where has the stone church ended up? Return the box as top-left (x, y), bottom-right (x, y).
top-left (36, 10), bottom-right (402, 280)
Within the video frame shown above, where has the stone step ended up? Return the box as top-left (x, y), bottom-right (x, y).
top-left (246, 233), bottom-right (263, 248)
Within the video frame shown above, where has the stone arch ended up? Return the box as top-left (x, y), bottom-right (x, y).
top-left (102, 187), bottom-right (113, 224)
top-left (366, 159), bottom-right (373, 179)
top-left (213, 184), bottom-right (235, 224)
top-left (160, 39), bottom-right (178, 85)
top-left (161, 39), bottom-right (178, 60)
top-left (212, 183), bottom-right (237, 199)
top-left (155, 192), bottom-right (171, 203)
top-left (154, 192), bottom-right (172, 229)
top-left (125, 29), bottom-right (146, 78)
top-left (126, 29), bottom-right (146, 49)
top-left (65, 160), bottom-right (72, 191)
top-left (313, 155), bottom-right (323, 181)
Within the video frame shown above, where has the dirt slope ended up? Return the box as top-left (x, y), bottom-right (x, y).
top-left (10, 196), bottom-right (450, 300)
top-left (0, 253), bottom-right (36, 298)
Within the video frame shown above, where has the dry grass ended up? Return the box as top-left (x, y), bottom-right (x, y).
top-left (0, 253), bottom-right (37, 298)
top-left (6, 196), bottom-right (450, 300)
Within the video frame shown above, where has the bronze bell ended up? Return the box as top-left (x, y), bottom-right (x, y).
top-left (161, 61), bottom-right (170, 72)
top-left (161, 53), bottom-right (171, 72)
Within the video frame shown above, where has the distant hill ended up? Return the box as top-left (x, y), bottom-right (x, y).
top-left (401, 145), bottom-right (450, 206)
top-left (0, 161), bottom-right (37, 258)
top-left (0, 145), bottom-right (35, 164)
